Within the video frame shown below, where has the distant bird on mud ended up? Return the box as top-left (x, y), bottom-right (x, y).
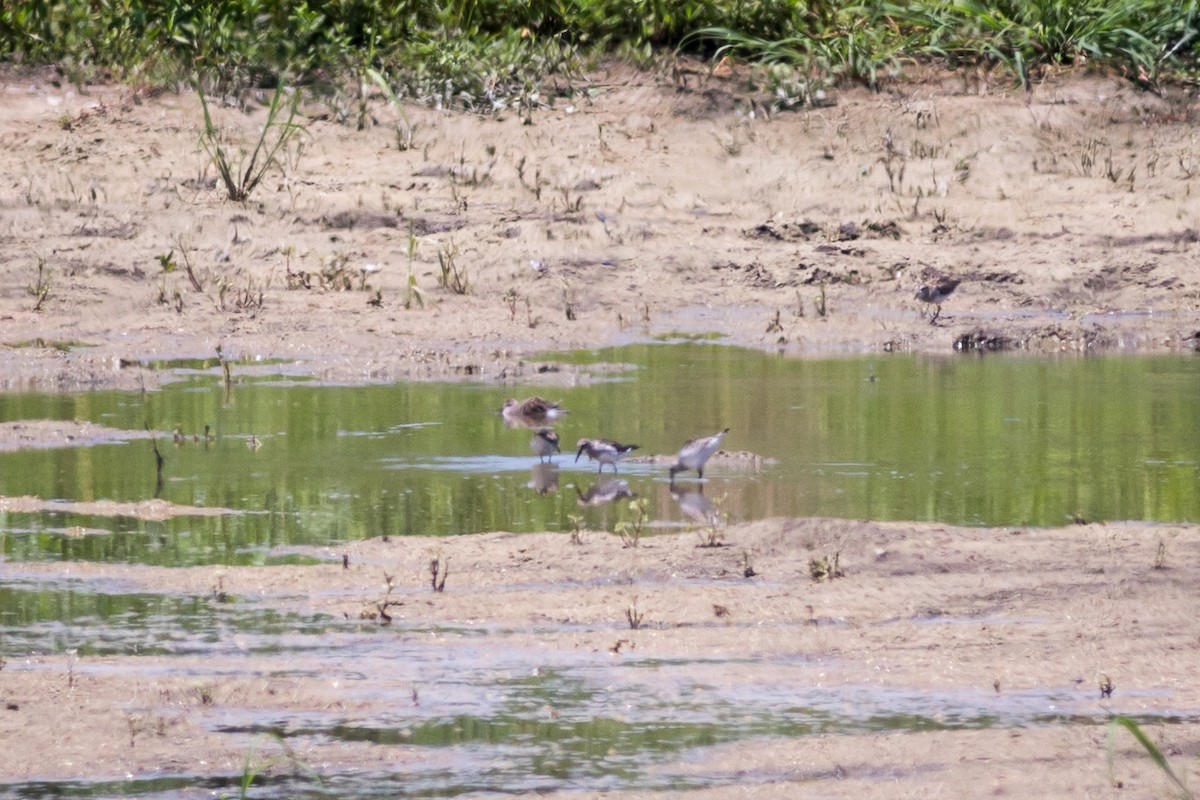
top-left (669, 428), bottom-right (729, 481)
top-left (575, 438), bottom-right (639, 474)
top-left (499, 396), bottom-right (569, 428)
top-left (914, 278), bottom-right (961, 324)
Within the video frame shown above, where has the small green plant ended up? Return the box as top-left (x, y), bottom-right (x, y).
top-left (503, 287), bottom-right (520, 321)
top-left (361, 571), bottom-right (402, 624)
top-left (625, 597), bottom-right (645, 630)
top-left (1153, 537), bottom-right (1169, 569)
top-left (562, 279), bottom-right (577, 321)
top-left (809, 551), bottom-right (843, 582)
top-left (403, 223), bottom-right (425, 309)
top-left (437, 240), bottom-right (469, 294)
top-left (615, 497), bottom-right (649, 548)
top-left (697, 493), bottom-right (728, 548)
top-left (26, 258), bottom-right (51, 311)
top-left (567, 513), bottom-right (585, 545)
top-left (196, 81), bottom-right (306, 203)
top-left (1108, 715), bottom-right (1192, 798)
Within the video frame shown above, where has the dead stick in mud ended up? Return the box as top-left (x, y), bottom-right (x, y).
top-left (146, 423), bottom-right (165, 498)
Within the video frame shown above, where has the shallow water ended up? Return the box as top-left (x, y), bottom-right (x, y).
top-left (1, 345), bottom-right (1199, 566)
top-left (6, 580), bottom-right (1189, 799)
top-left (2, 346), bottom-right (1200, 796)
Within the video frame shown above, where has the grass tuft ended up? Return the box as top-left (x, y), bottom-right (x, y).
top-left (196, 81), bottom-right (306, 203)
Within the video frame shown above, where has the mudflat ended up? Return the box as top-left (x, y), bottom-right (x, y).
top-left (1, 63), bottom-right (1199, 796)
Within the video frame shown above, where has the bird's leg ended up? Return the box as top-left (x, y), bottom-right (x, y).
top-left (929, 304), bottom-right (941, 325)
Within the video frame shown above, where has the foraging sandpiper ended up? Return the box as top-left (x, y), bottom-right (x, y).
top-left (914, 278), bottom-right (961, 324)
top-left (575, 438), bottom-right (639, 474)
top-left (669, 428), bottom-right (729, 480)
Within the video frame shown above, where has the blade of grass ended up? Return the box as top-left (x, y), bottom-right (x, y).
top-left (1108, 715), bottom-right (1192, 798)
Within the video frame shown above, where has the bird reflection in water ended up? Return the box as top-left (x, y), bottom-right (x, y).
top-left (669, 481), bottom-right (720, 527)
top-left (526, 463), bottom-right (560, 496)
top-left (575, 479), bottom-right (635, 507)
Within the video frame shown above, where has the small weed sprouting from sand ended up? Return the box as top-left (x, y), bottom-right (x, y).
top-left (741, 550), bottom-right (757, 578)
top-left (1153, 538), bottom-right (1168, 570)
top-left (437, 240), bottom-right (469, 294)
top-left (429, 555), bottom-right (449, 592)
top-left (815, 282), bottom-right (828, 317)
top-left (503, 287), bottom-right (520, 322)
top-left (361, 571), bottom-right (403, 625)
top-left (26, 259), bottom-right (51, 312)
top-left (403, 224), bottom-right (425, 310)
top-left (193, 684), bottom-right (216, 706)
top-left (878, 129), bottom-right (907, 193)
top-left (697, 493), bottom-right (728, 548)
top-left (809, 550), bottom-right (843, 582)
top-left (562, 279), bottom-right (577, 321)
top-left (516, 156), bottom-right (548, 201)
top-left (196, 81), bottom-right (306, 203)
top-left (625, 597), bottom-right (645, 630)
top-left (557, 185), bottom-right (583, 214)
top-left (1107, 715), bottom-right (1192, 799)
top-left (173, 236), bottom-right (205, 293)
top-left (567, 513), bottom-right (585, 545)
top-left (615, 497), bottom-right (649, 548)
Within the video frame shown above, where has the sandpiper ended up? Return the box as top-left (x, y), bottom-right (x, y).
top-left (669, 428), bottom-right (729, 480)
top-left (914, 278), bottom-right (961, 324)
top-left (500, 396), bottom-right (569, 428)
top-left (530, 428), bottom-right (560, 462)
top-left (575, 438), bottom-right (639, 474)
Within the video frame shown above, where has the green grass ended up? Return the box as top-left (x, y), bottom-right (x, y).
top-left (2, 1), bottom-right (1199, 105)
top-left (1108, 715), bottom-right (1193, 797)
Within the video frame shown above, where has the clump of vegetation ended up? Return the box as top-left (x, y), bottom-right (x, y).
top-left (436, 240), bottom-right (469, 294)
top-left (197, 82), bottom-right (306, 203)
top-left (6, 1), bottom-right (1200, 113)
top-left (809, 550), bottom-right (844, 582)
top-left (361, 571), bottom-right (403, 624)
top-left (625, 597), bottom-right (645, 630)
top-left (26, 258), bottom-right (51, 312)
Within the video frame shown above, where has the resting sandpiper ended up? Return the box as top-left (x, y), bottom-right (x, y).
top-left (530, 428), bottom-right (560, 462)
top-left (500, 396), bottom-right (569, 428)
